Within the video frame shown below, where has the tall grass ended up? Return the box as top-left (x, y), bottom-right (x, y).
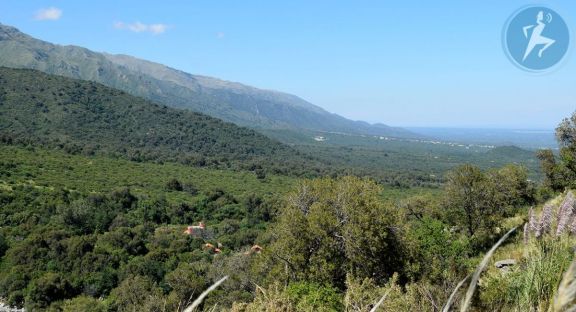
top-left (459, 227), bottom-right (517, 312)
top-left (487, 237), bottom-right (574, 311)
top-left (478, 190), bottom-right (576, 311)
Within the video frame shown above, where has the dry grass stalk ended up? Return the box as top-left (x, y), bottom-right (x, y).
top-left (183, 276), bottom-right (229, 312)
top-left (554, 259), bottom-right (576, 312)
top-left (369, 287), bottom-right (393, 312)
top-left (442, 275), bottom-right (470, 312)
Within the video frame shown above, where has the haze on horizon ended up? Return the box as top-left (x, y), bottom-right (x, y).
top-left (0, 0), bottom-right (574, 129)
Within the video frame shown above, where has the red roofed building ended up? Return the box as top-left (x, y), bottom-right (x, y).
top-left (184, 222), bottom-right (206, 235)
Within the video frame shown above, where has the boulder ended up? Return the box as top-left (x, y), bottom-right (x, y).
top-left (495, 259), bottom-right (516, 269)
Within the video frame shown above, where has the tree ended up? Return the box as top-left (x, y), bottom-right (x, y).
top-left (537, 111), bottom-right (576, 191)
top-left (165, 178), bottom-right (183, 191)
top-left (444, 165), bottom-right (495, 237)
top-left (255, 169), bottom-right (266, 180)
top-left (61, 295), bottom-right (106, 312)
top-left (164, 262), bottom-right (209, 310)
top-left (286, 282), bottom-right (343, 311)
top-left (557, 113), bottom-right (576, 179)
top-left (25, 273), bottom-right (75, 310)
top-left (262, 176), bottom-right (406, 289)
top-left (444, 164), bottom-right (532, 241)
top-left (537, 149), bottom-right (566, 192)
top-left (556, 112), bottom-right (576, 152)
top-left (405, 217), bottom-right (470, 282)
top-left (107, 275), bottom-right (163, 312)
top-left (487, 164), bottom-right (535, 213)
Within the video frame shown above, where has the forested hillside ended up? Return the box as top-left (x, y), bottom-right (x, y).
top-left (0, 142), bottom-right (539, 311)
top-left (0, 67), bottom-right (324, 176)
top-left (0, 145), bottom-right (292, 311)
top-left (0, 66), bottom-right (542, 188)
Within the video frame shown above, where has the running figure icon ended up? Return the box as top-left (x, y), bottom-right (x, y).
top-left (522, 11), bottom-right (555, 61)
top-left (504, 6), bottom-right (569, 72)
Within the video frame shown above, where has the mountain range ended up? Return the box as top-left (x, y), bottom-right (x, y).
top-left (0, 22), bottom-right (414, 138)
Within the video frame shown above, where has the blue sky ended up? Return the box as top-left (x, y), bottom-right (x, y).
top-left (1, 0), bottom-right (575, 129)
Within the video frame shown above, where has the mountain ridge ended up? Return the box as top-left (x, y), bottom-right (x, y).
top-left (0, 22), bottom-right (416, 138)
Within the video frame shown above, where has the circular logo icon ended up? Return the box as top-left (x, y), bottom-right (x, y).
top-left (504, 6), bottom-right (570, 72)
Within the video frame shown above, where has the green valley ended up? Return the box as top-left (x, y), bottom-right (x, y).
top-left (0, 5), bottom-right (574, 312)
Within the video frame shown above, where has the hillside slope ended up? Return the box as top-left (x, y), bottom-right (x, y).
top-left (0, 67), bottom-right (322, 175)
top-left (0, 23), bottom-right (414, 138)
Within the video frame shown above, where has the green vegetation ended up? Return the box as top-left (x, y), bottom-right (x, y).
top-left (0, 145), bottom-right (295, 202)
top-left (0, 140), bottom-right (536, 311)
top-left (444, 164), bottom-right (534, 238)
top-left (477, 192), bottom-right (576, 311)
top-left (1, 66), bottom-right (541, 190)
top-left (0, 67), bottom-right (326, 177)
top-left (480, 236), bottom-right (574, 311)
top-left (538, 111), bottom-right (576, 192)
top-left (1, 111), bottom-right (569, 312)
top-left (0, 151), bottom-right (286, 310)
top-left (0, 61), bottom-right (574, 311)
top-left (263, 128), bottom-right (541, 187)
top-left (257, 177), bottom-right (406, 288)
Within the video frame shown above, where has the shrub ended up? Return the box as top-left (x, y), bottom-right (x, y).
top-left (262, 176), bottom-right (406, 288)
top-left (286, 282), bottom-right (343, 311)
top-left (0, 232), bottom-right (7, 257)
top-left (107, 275), bottom-right (163, 311)
top-left (59, 295), bottom-right (106, 312)
top-left (25, 272), bottom-right (75, 310)
top-left (165, 178), bottom-right (183, 191)
top-left (405, 216), bottom-right (471, 282)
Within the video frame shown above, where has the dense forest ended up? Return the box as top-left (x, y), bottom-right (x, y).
top-left (0, 67), bottom-right (328, 177)
top-left (0, 115), bottom-right (574, 311)
top-left (1, 67), bottom-right (576, 311)
top-left (0, 67), bottom-right (541, 188)
top-left (0, 144), bottom-right (537, 311)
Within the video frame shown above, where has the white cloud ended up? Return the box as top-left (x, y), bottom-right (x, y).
top-left (114, 21), bottom-right (169, 35)
top-left (216, 32), bottom-right (225, 39)
top-left (149, 24), bottom-right (168, 35)
top-left (127, 22), bottom-right (147, 33)
top-left (34, 7), bottom-right (62, 21)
